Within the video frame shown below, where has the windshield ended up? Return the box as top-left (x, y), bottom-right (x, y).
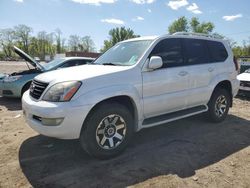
top-left (42, 58), bottom-right (65, 70)
top-left (94, 40), bottom-right (153, 66)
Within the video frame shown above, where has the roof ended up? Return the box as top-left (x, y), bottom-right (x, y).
top-left (121, 32), bottom-right (227, 43)
top-left (123, 36), bottom-right (158, 42)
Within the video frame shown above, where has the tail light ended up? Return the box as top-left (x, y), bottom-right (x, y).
top-left (233, 56), bottom-right (239, 72)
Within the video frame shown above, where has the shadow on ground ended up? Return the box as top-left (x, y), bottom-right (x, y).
top-left (0, 97), bottom-right (22, 111)
top-left (19, 114), bottom-right (250, 188)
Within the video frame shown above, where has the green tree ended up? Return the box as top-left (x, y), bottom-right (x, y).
top-left (79, 36), bottom-right (95, 52)
top-left (55, 28), bottom-right (62, 53)
top-left (101, 27), bottom-right (140, 52)
top-left (190, 17), bottom-right (214, 34)
top-left (14, 24), bottom-right (33, 53)
top-left (168, 16), bottom-right (188, 34)
top-left (68, 35), bottom-right (81, 51)
top-left (0, 28), bottom-right (16, 58)
top-left (168, 16), bottom-right (214, 34)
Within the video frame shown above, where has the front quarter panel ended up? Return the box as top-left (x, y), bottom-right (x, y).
top-left (72, 84), bottom-right (144, 131)
top-left (0, 73), bottom-right (39, 97)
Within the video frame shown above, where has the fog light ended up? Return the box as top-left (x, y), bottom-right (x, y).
top-left (41, 118), bottom-right (64, 126)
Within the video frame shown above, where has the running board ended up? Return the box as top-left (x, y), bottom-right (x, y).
top-left (142, 105), bottom-right (208, 128)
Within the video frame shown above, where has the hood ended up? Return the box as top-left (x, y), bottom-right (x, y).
top-left (34, 64), bottom-right (131, 83)
top-left (237, 72), bottom-right (250, 82)
top-left (14, 46), bottom-right (44, 71)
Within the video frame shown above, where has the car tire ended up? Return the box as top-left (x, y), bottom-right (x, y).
top-left (80, 102), bottom-right (134, 159)
top-left (207, 88), bottom-right (230, 123)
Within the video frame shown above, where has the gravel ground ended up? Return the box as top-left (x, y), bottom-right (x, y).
top-left (0, 61), bottom-right (249, 188)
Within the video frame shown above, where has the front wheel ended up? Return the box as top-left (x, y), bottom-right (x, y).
top-left (80, 102), bottom-right (134, 159)
top-left (208, 88), bottom-right (230, 123)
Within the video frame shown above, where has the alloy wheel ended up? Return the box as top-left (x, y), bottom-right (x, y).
top-left (215, 95), bottom-right (227, 117)
top-left (96, 114), bottom-right (126, 150)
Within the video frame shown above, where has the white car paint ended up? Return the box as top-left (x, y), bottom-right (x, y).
top-left (237, 71), bottom-right (250, 91)
top-left (22, 34), bottom-right (239, 139)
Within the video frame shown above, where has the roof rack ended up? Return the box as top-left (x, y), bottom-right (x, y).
top-left (172, 32), bottom-right (224, 39)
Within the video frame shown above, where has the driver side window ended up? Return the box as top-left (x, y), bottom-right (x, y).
top-left (150, 38), bottom-right (184, 68)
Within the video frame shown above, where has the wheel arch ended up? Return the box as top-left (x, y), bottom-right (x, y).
top-left (81, 95), bottom-right (139, 133)
top-left (21, 81), bottom-right (32, 96)
top-left (212, 80), bottom-right (233, 107)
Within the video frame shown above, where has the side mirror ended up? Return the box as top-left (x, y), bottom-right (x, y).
top-left (148, 56), bottom-right (163, 70)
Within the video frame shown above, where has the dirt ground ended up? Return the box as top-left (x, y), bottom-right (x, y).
top-left (0, 61), bottom-right (250, 188)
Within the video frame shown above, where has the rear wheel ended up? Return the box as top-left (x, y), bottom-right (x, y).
top-left (208, 88), bottom-right (230, 122)
top-left (80, 102), bottom-right (134, 159)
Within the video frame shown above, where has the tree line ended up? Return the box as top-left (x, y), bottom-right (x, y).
top-left (0, 25), bottom-right (96, 60)
top-left (1, 17), bottom-right (250, 61)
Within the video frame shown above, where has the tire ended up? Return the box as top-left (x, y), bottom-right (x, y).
top-left (80, 102), bottom-right (134, 159)
top-left (21, 82), bottom-right (31, 97)
top-left (207, 88), bottom-right (230, 123)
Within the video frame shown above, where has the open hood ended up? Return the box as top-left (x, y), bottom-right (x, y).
top-left (14, 46), bottom-right (44, 71)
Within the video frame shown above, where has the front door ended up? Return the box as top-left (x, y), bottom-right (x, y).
top-left (142, 38), bottom-right (190, 118)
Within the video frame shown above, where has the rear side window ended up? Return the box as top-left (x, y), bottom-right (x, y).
top-left (183, 38), bottom-right (209, 65)
top-left (207, 41), bottom-right (228, 62)
top-left (150, 38), bottom-right (184, 68)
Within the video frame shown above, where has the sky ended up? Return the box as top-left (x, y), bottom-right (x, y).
top-left (0, 0), bottom-right (250, 51)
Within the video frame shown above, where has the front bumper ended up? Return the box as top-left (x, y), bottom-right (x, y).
top-left (0, 81), bottom-right (21, 97)
top-left (22, 91), bottom-right (92, 139)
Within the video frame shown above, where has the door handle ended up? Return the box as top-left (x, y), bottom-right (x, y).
top-left (208, 67), bottom-right (214, 72)
top-left (178, 71), bottom-right (188, 76)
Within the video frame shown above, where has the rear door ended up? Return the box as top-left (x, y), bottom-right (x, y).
top-left (183, 39), bottom-right (228, 107)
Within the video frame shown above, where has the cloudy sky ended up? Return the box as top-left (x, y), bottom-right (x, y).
top-left (0, 0), bottom-right (250, 50)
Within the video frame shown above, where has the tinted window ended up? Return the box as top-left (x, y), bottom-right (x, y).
top-left (60, 60), bottom-right (90, 68)
top-left (60, 60), bottom-right (78, 68)
top-left (150, 38), bottom-right (183, 68)
top-left (183, 38), bottom-right (209, 65)
top-left (207, 41), bottom-right (228, 62)
top-left (77, 60), bottom-right (91, 65)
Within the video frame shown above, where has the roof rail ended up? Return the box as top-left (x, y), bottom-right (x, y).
top-left (172, 32), bottom-right (224, 39)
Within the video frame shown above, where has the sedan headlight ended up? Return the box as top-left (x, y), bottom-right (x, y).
top-left (42, 81), bottom-right (81, 102)
top-left (3, 75), bottom-right (22, 82)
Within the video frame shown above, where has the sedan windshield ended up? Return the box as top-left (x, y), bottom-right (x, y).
top-left (42, 58), bottom-right (65, 70)
top-left (94, 40), bottom-right (153, 66)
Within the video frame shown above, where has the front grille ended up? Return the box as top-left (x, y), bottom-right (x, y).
top-left (240, 81), bottom-right (250, 87)
top-left (29, 80), bottom-right (49, 99)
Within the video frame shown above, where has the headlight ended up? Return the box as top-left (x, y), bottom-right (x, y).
top-left (3, 75), bottom-right (22, 82)
top-left (42, 81), bottom-right (81, 102)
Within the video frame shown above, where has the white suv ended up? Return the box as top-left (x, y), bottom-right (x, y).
top-left (22, 33), bottom-right (239, 159)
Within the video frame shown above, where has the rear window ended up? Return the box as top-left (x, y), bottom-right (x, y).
top-left (207, 41), bottom-right (228, 62)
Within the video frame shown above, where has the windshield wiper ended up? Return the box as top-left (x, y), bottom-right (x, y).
top-left (102, 63), bottom-right (117, 66)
